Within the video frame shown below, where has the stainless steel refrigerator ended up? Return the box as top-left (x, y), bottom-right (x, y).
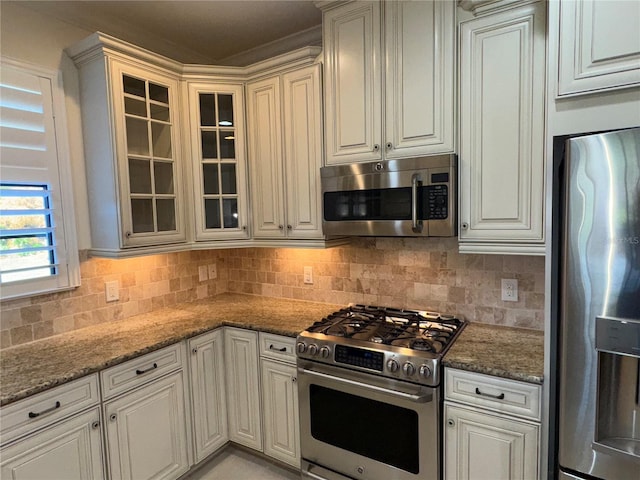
top-left (556, 127), bottom-right (640, 480)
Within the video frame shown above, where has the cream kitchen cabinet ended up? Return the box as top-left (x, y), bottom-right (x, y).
top-left (444, 368), bottom-right (541, 480)
top-left (259, 333), bottom-right (300, 468)
top-left (246, 63), bottom-right (324, 241)
top-left (557, 0), bottom-right (640, 97)
top-left (187, 329), bottom-right (228, 463)
top-left (68, 34), bottom-right (187, 256)
top-left (0, 375), bottom-right (104, 480)
top-left (224, 327), bottom-right (263, 451)
top-left (186, 82), bottom-right (250, 241)
top-left (458, 0), bottom-right (546, 255)
top-left (319, 0), bottom-right (455, 165)
top-left (101, 344), bottom-right (191, 480)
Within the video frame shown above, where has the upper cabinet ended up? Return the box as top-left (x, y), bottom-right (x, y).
top-left (246, 63), bottom-right (324, 241)
top-left (458, 0), bottom-right (546, 255)
top-left (320, 0), bottom-right (455, 165)
top-left (69, 36), bottom-right (187, 255)
top-left (186, 82), bottom-right (250, 241)
top-left (557, 0), bottom-right (640, 97)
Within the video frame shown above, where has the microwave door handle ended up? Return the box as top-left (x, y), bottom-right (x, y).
top-left (412, 174), bottom-right (423, 233)
top-left (300, 367), bottom-right (432, 403)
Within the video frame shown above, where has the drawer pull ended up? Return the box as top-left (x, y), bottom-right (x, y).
top-left (136, 363), bottom-right (158, 375)
top-left (28, 401), bottom-right (61, 419)
top-left (475, 387), bottom-right (505, 400)
top-left (269, 345), bottom-right (287, 352)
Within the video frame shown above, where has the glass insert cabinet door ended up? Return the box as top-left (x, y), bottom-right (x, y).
top-left (112, 61), bottom-right (185, 246)
top-left (188, 82), bottom-right (248, 240)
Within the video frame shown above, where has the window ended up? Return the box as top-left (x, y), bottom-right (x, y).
top-left (0, 59), bottom-right (79, 299)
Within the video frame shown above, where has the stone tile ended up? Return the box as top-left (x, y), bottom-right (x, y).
top-left (10, 325), bottom-right (33, 345)
top-left (21, 305), bottom-right (42, 325)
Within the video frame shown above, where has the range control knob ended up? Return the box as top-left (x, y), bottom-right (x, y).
top-left (308, 344), bottom-right (319, 356)
top-left (386, 359), bottom-right (399, 373)
top-left (320, 346), bottom-right (331, 358)
top-left (419, 365), bottom-right (432, 379)
top-left (296, 342), bottom-right (307, 354)
top-left (402, 362), bottom-right (416, 376)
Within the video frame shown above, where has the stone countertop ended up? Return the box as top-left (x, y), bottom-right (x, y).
top-left (0, 294), bottom-right (544, 406)
top-left (443, 322), bottom-right (544, 385)
top-left (0, 293), bottom-right (341, 406)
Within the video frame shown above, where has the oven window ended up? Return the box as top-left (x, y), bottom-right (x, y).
top-left (310, 384), bottom-right (420, 474)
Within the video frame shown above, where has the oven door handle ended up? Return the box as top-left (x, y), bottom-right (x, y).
top-left (300, 367), bottom-right (432, 403)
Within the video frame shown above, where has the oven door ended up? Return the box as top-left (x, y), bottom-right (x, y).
top-left (298, 360), bottom-right (439, 480)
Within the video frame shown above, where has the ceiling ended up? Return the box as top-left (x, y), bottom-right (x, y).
top-left (14, 1), bottom-right (324, 66)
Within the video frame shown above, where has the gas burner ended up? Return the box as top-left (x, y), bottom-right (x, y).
top-left (297, 304), bottom-right (466, 387)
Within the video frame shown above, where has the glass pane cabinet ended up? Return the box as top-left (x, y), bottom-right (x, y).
top-left (121, 72), bottom-right (180, 238)
top-left (188, 83), bottom-right (248, 240)
top-left (68, 37), bottom-right (187, 254)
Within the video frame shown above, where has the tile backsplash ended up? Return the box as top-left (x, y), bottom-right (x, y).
top-left (0, 238), bottom-right (544, 349)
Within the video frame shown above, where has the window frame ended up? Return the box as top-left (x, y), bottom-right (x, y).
top-left (0, 57), bottom-right (80, 300)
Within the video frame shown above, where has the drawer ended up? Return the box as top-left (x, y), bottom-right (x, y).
top-left (0, 374), bottom-right (100, 446)
top-left (100, 343), bottom-right (184, 400)
top-left (444, 368), bottom-right (541, 421)
top-left (259, 332), bottom-right (296, 363)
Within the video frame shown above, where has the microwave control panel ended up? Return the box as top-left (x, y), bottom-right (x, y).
top-left (426, 185), bottom-right (449, 220)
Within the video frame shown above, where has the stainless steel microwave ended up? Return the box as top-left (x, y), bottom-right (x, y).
top-left (321, 155), bottom-right (457, 237)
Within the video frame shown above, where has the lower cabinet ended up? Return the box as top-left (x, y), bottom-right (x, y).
top-left (188, 329), bottom-right (228, 463)
top-left (0, 407), bottom-right (104, 480)
top-left (259, 333), bottom-right (300, 468)
top-left (443, 368), bottom-right (541, 480)
top-left (224, 327), bottom-right (263, 451)
top-left (444, 404), bottom-right (539, 480)
top-left (101, 343), bottom-right (191, 480)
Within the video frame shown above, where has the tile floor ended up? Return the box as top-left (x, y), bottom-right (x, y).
top-left (183, 446), bottom-right (300, 480)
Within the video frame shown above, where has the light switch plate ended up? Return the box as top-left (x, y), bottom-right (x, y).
top-left (303, 266), bottom-right (313, 284)
top-left (198, 265), bottom-right (208, 282)
top-left (208, 263), bottom-right (217, 280)
top-left (105, 280), bottom-right (119, 302)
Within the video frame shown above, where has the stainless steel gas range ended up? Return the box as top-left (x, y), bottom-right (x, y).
top-left (296, 305), bottom-right (466, 480)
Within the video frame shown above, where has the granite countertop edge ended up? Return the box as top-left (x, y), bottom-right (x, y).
top-left (0, 294), bottom-right (544, 406)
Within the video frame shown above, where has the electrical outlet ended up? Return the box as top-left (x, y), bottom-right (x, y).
top-left (198, 265), bottom-right (208, 282)
top-left (303, 266), bottom-right (313, 284)
top-left (501, 279), bottom-right (518, 302)
top-left (105, 280), bottom-right (119, 302)
top-left (208, 263), bottom-right (217, 280)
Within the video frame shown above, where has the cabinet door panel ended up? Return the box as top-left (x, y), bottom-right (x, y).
top-left (224, 328), bottom-right (262, 451)
top-left (282, 65), bottom-right (324, 238)
top-left (444, 404), bottom-right (539, 480)
top-left (187, 82), bottom-right (249, 240)
top-left (558, 0), bottom-right (640, 96)
top-left (104, 372), bottom-right (189, 480)
top-left (384, 0), bottom-right (455, 158)
top-left (459, 2), bottom-right (545, 248)
top-left (110, 60), bottom-right (185, 247)
top-left (324, 1), bottom-right (382, 164)
top-left (261, 359), bottom-right (299, 467)
top-left (0, 408), bottom-right (104, 480)
top-left (247, 77), bottom-right (285, 238)
top-left (188, 329), bottom-right (228, 463)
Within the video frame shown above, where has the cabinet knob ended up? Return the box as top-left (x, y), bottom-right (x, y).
top-left (373, 144), bottom-right (380, 152)
top-left (287, 225), bottom-right (292, 230)
top-left (91, 421), bottom-right (100, 429)
top-left (125, 231), bottom-right (132, 238)
top-left (110, 414), bottom-right (117, 422)
top-left (278, 225), bottom-right (284, 230)
top-left (447, 418), bottom-right (455, 427)
top-left (386, 142), bottom-right (393, 150)
top-left (461, 222), bottom-right (469, 230)
top-left (242, 225), bottom-right (247, 231)
top-left (192, 348), bottom-right (198, 354)
top-left (292, 377), bottom-right (297, 383)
